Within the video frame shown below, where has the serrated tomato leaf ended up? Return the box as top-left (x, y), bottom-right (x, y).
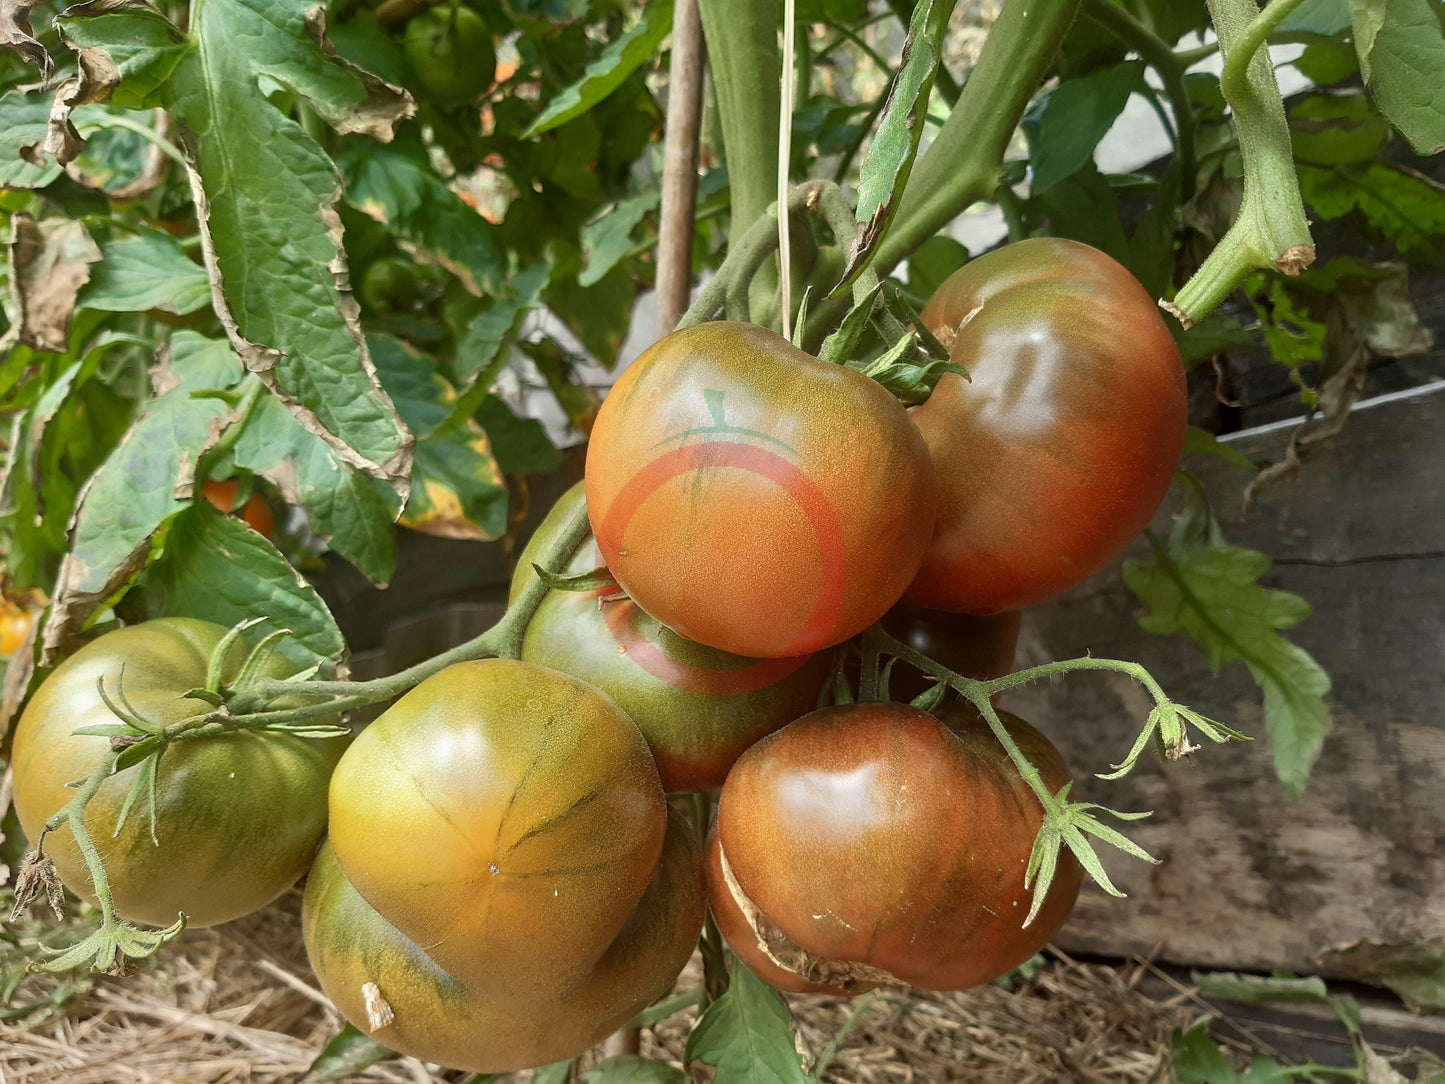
top-left (685, 958), bottom-right (809, 1084)
top-left (1297, 161), bottom-right (1445, 260)
top-left (1123, 488), bottom-right (1332, 799)
top-left (583, 1055), bottom-right (689, 1083)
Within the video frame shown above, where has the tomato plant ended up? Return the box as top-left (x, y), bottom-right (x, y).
top-left (512, 483), bottom-right (832, 791)
top-left (905, 238), bottom-right (1188, 615)
top-left (306, 658), bottom-right (704, 1072)
top-left (706, 701), bottom-right (1083, 995)
top-left (586, 321), bottom-right (937, 660)
top-left (9, 618), bottom-right (347, 928)
top-left (200, 478), bottom-right (276, 539)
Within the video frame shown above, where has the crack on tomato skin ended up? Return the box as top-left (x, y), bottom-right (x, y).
top-left (717, 838), bottom-right (902, 995)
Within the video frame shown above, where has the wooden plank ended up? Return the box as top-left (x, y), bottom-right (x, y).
top-left (1003, 383), bottom-right (1445, 1007)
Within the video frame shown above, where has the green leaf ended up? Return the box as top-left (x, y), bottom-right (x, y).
top-left (1250, 277), bottom-right (1327, 404)
top-left (1033, 161), bottom-right (1129, 264)
top-left (126, 501), bottom-right (347, 671)
top-left (307, 1024), bottom-right (395, 1082)
top-left (547, 258), bottom-right (636, 370)
top-left (1123, 489), bottom-right (1332, 798)
top-left (57, 4), bottom-right (191, 110)
top-left (1278, 0), bottom-right (1352, 34)
top-left (1024, 60), bottom-right (1143, 194)
top-left (904, 235), bottom-right (968, 300)
top-left (367, 332), bottom-right (451, 437)
top-left (339, 136), bottom-right (504, 296)
top-left (46, 339), bottom-right (239, 635)
top-left (523, 0), bottom-right (673, 137)
top-left (326, 9), bottom-right (410, 87)
top-left (1289, 92), bottom-right (1391, 166)
top-left (474, 394), bottom-right (563, 476)
top-left (1182, 427), bottom-right (1256, 472)
top-left (840, 0), bottom-right (954, 289)
top-left (579, 192), bottom-right (659, 288)
top-left (1348, 0), bottom-right (1445, 155)
top-left (1297, 161), bottom-right (1445, 260)
top-left (455, 257), bottom-right (553, 384)
top-left (532, 1062), bottom-right (574, 1084)
top-left (1175, 312), bottom-right (1257, 366)
top-left (404, 428), bottom-right (509, 540)
top-left (1172, 1021), bottom-right (1249, 1084)
top-left (1293, 40), bottom-right (1361, 85)
top-left (78, 229), bottom-right (211, 315)
top-left (57, 0), bottom-right (415, 489)
top-left (0, 91), bottom-right (65, 188)
top-left (685, 958), bottom-right (809, 1084)
top-left (583, 1055), bottom-right (689, 1084)
top-left (1191, 970), bottom-right (1331, 1005)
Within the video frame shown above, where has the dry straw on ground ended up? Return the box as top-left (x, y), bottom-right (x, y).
top-left (0, 887), bottom-right (1229, 1084)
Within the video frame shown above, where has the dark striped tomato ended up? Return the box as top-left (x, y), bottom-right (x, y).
top-left (909, 239), bottom-right (1187, 615)
top-left (585, 322), bottom-right (937, 659)
top-left (511, 484), bottom-right (831, 792)
top-left (310, 658), bottom-right (704, 1072)
top-left (10, 618), bottom-right (346, 928)
top-left (706, 701), bottom-right (1081, 994)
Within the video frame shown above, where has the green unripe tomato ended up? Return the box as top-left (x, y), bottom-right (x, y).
top-left (403, 3), bottom-right (495, 105)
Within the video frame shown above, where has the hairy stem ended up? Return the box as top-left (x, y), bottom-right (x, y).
top-left (1166, 0), bottom-right (1314, 327)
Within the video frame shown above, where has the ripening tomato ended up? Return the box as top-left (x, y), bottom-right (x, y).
top-left (511, 484), bottom-right (832, 791)
top-left (881, 604), bottom-right (1021, 701)
top-left (907, 238), bottom-right (1187, 615)
top-left (308, 658), bottom-right (704, 1073)
top-left (0, 608), bottom-right (37, 657)
top-left (707, 701), bottom-right (1082, 994)
top-left (201, 478), bottom-right (276, 539)
top-left (586, 322), bottom-right (937, 659)
top-left (10, 619), bottom-right (347, 928)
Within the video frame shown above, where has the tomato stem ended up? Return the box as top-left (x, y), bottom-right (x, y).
top-left (1165, 0), bottom-right (1314, 328)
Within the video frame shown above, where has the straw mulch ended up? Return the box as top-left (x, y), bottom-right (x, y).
top-left (0, 888), bottom-right (1241, 1084)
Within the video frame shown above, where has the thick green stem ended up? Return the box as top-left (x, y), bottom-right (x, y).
top-left (43, 749), bottom-right (124, 920)
top-left (1166, 0), bottom-right (1314, 327)
top-left (697, 0), bottom-right (780, 240)
top-left (875, 0), bottom-right (1082, 277)
top-left (1081, 0), bottom-right (1197, 199)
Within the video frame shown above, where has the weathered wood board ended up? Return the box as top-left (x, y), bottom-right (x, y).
top-left (1003, 378), bottom-right (1445, 1009)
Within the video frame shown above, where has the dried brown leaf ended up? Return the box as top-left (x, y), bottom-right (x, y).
top-left (5, 214), bottom-right (103, 353)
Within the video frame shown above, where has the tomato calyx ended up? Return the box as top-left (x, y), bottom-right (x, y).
top-left (714, 836), bottom-right (903, 996)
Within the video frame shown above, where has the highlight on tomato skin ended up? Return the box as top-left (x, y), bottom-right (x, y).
top-left (306, 657), bottom-right (706, 1073)
top-left (706, 700), bottom-right (1083, 996)
top-left (906, 237), bottom-right (1188, 616)
top-left (584, 321), bottom-right (937, 660)
top-left (511, 483), bottom-right (833, 792)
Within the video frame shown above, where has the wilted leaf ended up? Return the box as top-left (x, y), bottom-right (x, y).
top-left (1191, 971), bottom-right (1331, 1005)
top-left (1024, 60), bottom-right (1143, 194)
top-left (0, 0), bottom-right (52, 82)
top-left (55, 0), bottom-right (416, 492)
top-left (685, 958), bottom-right (809, 1084)
top-left (5, 215), bottom-right (103, 353)
top-left (79, 228), bottom-right (211, 315)
top-left (1124, 488), bottom-right (1332, 798)
top-left (523, 0), bottom-right (674, 137)
top-left (0, 91), bottom-right (64, 188)
top-left (40, 333), bottom-right (240, 661)
top-left (124, 501), bottom-right (347, 671)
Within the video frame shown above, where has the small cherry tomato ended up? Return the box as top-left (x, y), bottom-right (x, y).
top-left (201, 478), bottom-right (276, 539)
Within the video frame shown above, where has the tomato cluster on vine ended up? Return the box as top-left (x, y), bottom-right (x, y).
top-left (10, 239), bottom-right (1186, 1075)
